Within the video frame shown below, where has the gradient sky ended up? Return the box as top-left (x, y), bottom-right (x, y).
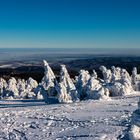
top-left (0, 0), bottom-right (140, 48)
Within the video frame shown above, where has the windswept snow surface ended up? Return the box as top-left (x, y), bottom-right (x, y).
top-left (0, 92), bottom-right (139, 140)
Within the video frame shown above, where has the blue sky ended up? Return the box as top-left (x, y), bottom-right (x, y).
top-left (0, 0), bottom-right (140, 48)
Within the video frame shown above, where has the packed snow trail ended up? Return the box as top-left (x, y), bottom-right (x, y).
top-left (0, 92), bottom-right (139, 140)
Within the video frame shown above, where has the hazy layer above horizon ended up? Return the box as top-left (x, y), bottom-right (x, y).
top-left (0, 48), bottom-right (140, 63)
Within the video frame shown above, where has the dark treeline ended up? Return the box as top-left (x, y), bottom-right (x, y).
top-left (0, 56), bottom-right (140, 82)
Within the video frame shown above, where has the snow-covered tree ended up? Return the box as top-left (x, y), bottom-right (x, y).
top-left (99, 66), bottom-right (112, 84)
top-left (0, 78), bottom-right (7, 98)
top-left (76, 70), bottom-right (90, 99)
top-left (41, 60), bottom-right (58, 96)
top-left (111, 66), bottom-right (121, 83)
top-left (24, 77), bottom-right (38, 99)
top-left (57, 83), bottom-right (72, 103)
top-left (120, 69), bottom-right (133, 95)
top-left (4, 77), bottom-right (19, 98)
top-left (92, 70), bottom-right (98, 79)
top-left (131, 67), bottom-right (140, 91)
top-left (86, 75), bottom-right (102, 99)
top-left (93, 87), bottom-right (110, 100)
top-left (57, 65), bottom-right (79, 103)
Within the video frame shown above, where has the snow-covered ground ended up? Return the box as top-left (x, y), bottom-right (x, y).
top-left (0, 92), bottom-right (139, 140)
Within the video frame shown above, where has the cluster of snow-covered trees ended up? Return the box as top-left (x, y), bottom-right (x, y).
top-left (0, 60), bottom-right (140, 103)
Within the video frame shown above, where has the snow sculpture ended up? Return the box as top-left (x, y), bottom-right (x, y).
top-left (58, 65), bottom-right (79, 103)
top-left (76, 70), bottom-right (90, 99)
top-left (41, 60), bottom-right (58, 96)
top-left (99, 66), bottom-right (112, 84)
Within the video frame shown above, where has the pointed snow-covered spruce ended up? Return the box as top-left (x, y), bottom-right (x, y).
top-left (57, 83), bottom-right (73, 103)
top-left (57, 65), bottom-right (79, 103)
top-left (41, 60), bottom-right (58, 97)
top-left (24, 77), bottom-right (38, 99)
top-left (0, 78), bottom-right (7, 98)
top-left (4, 77), bottom-right (19, 99)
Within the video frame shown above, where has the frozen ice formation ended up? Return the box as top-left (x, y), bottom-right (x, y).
top-left (0, 60), bottom-right (140, 102)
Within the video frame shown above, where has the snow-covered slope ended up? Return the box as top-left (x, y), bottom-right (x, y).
top-left (0, 92), bottom-right (139, 140)
top-left (1, 60), bottom-right (140, 139)
top-left (126, 97), bottom-right (140, 140)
